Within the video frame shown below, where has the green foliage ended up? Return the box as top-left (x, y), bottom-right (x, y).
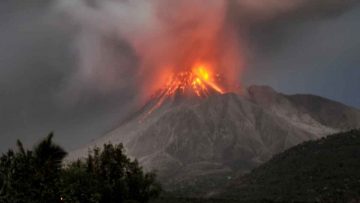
top-left (60, 144), bottom-right (162, 203)
top-left (150, 198), bottom-right (239, 203)
top-left (0, 135), bottom-right (161, 203)
top-left (0, 133), bottom-right (67, 203)
top-left (221, 129), bottom-right (360, 202)
top-left (164, 172), bottom-right (235, 198)
top-left (59, 161), bottom-right (101, 203)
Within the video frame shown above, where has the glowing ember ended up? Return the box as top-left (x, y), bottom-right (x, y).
top-left (141, 63), bottom-right (225, 120)
top-left (140, 63), bottom-right (225, 119)
top-left (164, 63), bottom-right (225, 98)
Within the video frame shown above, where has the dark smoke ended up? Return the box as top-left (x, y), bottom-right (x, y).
top-left (0, 0), bottom-right (358, 151)
top-left (56, 0), bottom-right (359, 99)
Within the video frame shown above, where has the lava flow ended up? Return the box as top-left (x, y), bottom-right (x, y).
top-left (142, 62), bottom-right (225, 119)
top-left (164, 63), bottom-right (224, 98)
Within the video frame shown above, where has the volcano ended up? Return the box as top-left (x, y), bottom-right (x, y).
top-left (139, 63), bottom-right (226, 120)
top-left (69, 85), bottom-right (360, 195)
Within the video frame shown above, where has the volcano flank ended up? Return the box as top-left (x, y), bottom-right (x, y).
top-left (69, 85), bottom-right (360, 196)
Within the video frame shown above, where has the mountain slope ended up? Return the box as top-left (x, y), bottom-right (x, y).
top-left (216, 130), bottom-right (360, 202)
top-left (286, 94), bottom-right (360, 129)
top-left (68, 85), bottom-right (360, 195)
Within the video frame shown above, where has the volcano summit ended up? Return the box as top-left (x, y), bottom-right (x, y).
top-left (69, 85), bottom-right (360, 195)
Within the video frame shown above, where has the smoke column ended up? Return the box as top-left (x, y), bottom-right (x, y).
top-left (56, 0), bottom-right (358, 103)
top-left (57, 0), bottom-right (246, 102)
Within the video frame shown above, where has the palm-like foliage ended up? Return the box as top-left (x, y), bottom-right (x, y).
top-left (0, 140), bottom-right (36, 202)
top-left (60, 143), bottom-right (162, 203)
top-left (0, 133), bottom-right (67, 203)
top-left (0, 134), bottom-right (161, 203)
top-left (33, 133), bottom-right (67, 202)
top-left (34, 133), bottom-right (67, 170)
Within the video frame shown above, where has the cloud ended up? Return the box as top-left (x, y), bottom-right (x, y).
top-left (56, 0), bottom-right (243, 101)
top-left (0, 0), bottom-right (358, 151)
top-left (55, 0), bottom-right (359, 101)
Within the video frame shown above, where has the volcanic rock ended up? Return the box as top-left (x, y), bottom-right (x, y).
top-left (68, 85), bottom-right (360, 195)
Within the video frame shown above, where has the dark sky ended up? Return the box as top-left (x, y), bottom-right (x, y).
top-left (244, 5), bottom-right (360, 108)
top-left (0, 0), bottom-right (359, 152)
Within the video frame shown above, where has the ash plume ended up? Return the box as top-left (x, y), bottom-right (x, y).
top-left (55, 0), bottom-right (359, 103)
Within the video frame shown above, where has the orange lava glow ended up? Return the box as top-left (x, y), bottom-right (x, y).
top-left (163, 63), bottom-right (224, 97)
top-left (140, 63), bottom-right (226, 120)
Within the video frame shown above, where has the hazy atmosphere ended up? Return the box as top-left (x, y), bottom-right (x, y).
top-left (1, 0), bottom-right (359, 152)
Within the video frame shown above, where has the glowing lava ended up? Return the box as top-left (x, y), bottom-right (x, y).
top-left (164, 63), bottom-right (225, 98)
top-left (141, 63), bottom-right (225, 120)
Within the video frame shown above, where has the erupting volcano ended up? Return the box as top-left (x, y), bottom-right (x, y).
top-left (143, 62), bottom-right (227, 118)
top-left (163, 63), bottom-right (224, 98)
top-left (61, 0), bottom-right (360, 199)
top-left (70, 84), bottom-right (360, 197)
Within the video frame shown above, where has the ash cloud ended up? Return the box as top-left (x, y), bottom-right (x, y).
top-left (56, 0), bottom-right (242, 101)
top-left (56, 0), bottom-right (359, 100)
top-left (0, 0), bottom-right (359, 151)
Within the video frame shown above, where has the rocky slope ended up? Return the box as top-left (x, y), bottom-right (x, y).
top-left (68, 85), bottom-right (360, 194)
top-left (215, 130), bottom-right (360, 202)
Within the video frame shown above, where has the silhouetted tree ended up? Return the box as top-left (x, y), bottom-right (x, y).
top-left (60, 143), bottom-right (161, 203)
top-left (33, 133), bottom-right (67, 202)
top-left (0, 133), bottom-right (67, 203)
top-left (0, 135), bottom-right (161, 203)
top-left (59, 160), bottom-right (101, 202)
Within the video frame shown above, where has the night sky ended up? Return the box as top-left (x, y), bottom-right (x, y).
top-left (245, 5), bottom-right (360, 108)
top-left (0, 0), bottom-right (359, 152)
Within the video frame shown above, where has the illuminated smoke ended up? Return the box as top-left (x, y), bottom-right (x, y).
top-left (56, 0), bottom-right (244, 102)
top-left (56, 0), bottom-right (357, 103)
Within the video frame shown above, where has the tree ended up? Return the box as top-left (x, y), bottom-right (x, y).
top-left (33, 133), bottom-right (67, 202)
top-left (59, 161), bottom-right (101, 203)
top-left (0, 135), bottom-right (161, 203)
top-left (60, 143), bottom-right (162, 203)
top-left (0, 133), bottom-right (67, 203)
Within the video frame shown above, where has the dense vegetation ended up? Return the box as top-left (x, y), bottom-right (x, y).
top-left (0, 133), bottom-right (161, 203)
top-left (1, 130), bottom-right (359, 202)
top-left (150, 198), bottom-right (239, 203)
top-left (220, 130), bottom-right (360, 202)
